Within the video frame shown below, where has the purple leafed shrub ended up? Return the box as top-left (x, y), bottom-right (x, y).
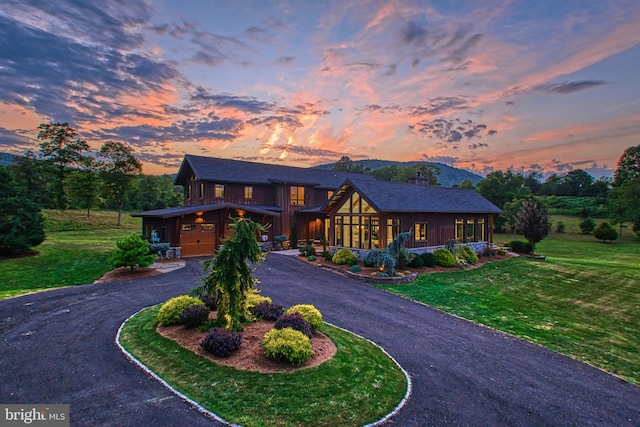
top-left (252, 301), bottom-right (284, 321)
top-left (274, 313), bottom-right (313, 339)
top-left (179, 305), bottom-right (210, 329)
top-left (200, 328), bottom-right (242, 358)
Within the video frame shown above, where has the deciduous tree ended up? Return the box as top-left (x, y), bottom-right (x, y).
top-left (36, 122), bottom-right (90, 210)
top-left (98, 141), bottom-right (142, 225)
top-left (514, 199), bottom-right (551, 254)
top-left (593, 222), bottom-right (618, 243)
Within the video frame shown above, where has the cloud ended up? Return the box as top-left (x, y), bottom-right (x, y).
top-left (0, 127), bottom-right (34, 153)
top-left (409, 96), bottom-right (470, 117)
top-left (190, 87), bottom-right (275, 114)
top-left (413, 117), bottom-right (496, 143)
top-left (421, 153), bottom-right (459, 167)
top-left (275, 56), bottom-right (296, 66)
top-left (535, 80), bottom-right (607, 94)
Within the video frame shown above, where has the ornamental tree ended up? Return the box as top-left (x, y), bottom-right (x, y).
top-left (593, 222), bottom-right (618, 243)
top-left (200, 217), bottom-right (267, 331)
top-left (514, 199), bottom-right (551, 254)
top-left (109, 233), bottom-right (155, 272)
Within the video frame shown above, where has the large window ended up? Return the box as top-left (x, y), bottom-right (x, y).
top-left (244, 186), bottom-right (253, 199)
top-left (415, 223), bottom-right (428, 242)
top-left (455, 217), bottom-right (487, 242)
top-left (290, 186), bottom-right (305, 205)
top-left (455, 218), bottom-right (464, 241)
top-left (387, 218), bottom-right (401, 245)
top-left (215, 184), bottom-right (225, 198)
top-left (478, 219), bottom-right (486, 241)
top-left (334, 192), bottom-right (379, 249)
top-left (466, 219), bottom-right (475, 241)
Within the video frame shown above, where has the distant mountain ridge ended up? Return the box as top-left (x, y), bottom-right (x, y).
top-left (0, 152), bottom-right (15, 166)
top-left (313, 159), bottom-right (483, 188)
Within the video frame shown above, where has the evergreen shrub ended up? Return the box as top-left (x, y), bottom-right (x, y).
top-left (420, 252), bottom-right (437, 267)
top-left (508, 240), bottom-right (533, 254)
top-left (433, 248), bottom-right (456, 268)
top-left (408, 254), bottom-right (424, 268)
top-left (307, 255), bottom-right (317, 262)
top-left (157, 295), bottom-right (205, 326)
top-left (349, 264), bottom-right (362, 273)
top-left (332, 248), bottom-right (358, 265)
top-left (299, 244), bottom-right (316, 257)
top-left (200, 328), bottom-right (242, 357)
top-left (285, 304), bottom-right (323, 332)
top-left (457, 245), bottom-right (478, 264)
top-left (262, 327), bottom-right (312, 366)
top-left (274, 313), bottom-right (313, 338)
top-left (321, 251), bottom-right (333, 261)
top-left (179, 305), bottom-right (210, 329)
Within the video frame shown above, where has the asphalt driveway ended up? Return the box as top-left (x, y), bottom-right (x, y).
top-left (1, 255), bottom-right (638, 426)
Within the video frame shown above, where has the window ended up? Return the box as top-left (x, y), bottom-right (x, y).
top-left (327, 190), bottom-right (334, 199)
top-left (333, 191), bottom-right (379, 249)
top-left (455, 218), bottom-right (464, 241)
top-left (186, 185), bottom-right (192, 200)
top-left (244, 186), bottom-right (253, 199)
top-left (387, 218), bottom-right (401, 245)
top-left (215, 184), bottom-right (225, 198)
top-left (198, 182), bottom-right (204, 199)
top-left (290, 186), bottom-right (305, 205)
top-left (466, 219), bottom-right (476, 242)
top-left (478, 218), bottom-right (486, 241)
top-left (415, 223), bottom-right (428, 241)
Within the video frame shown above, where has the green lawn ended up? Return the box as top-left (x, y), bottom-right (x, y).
top-left (375, 219), bottom-right (640, 385)
top-left (0, 210), bottom-right (140, 299)
top-left (119, 306), bottom-right (408, 427)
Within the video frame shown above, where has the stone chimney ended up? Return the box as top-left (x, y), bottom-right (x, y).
top-left (408, 170), bottom-right (430, 186)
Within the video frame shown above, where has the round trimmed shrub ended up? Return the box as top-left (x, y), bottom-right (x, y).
top-left (179, 305), bottom-right (210, 329)
top-left (274, 313), bottom-right (312, 338)
top-left (200, 292), bottom-right (218, 311)
top-left (251, 301), bottom-right (284, 321)
top-left (200, 327), bottom-right (242, 357)
top-left (262, 327), bottom-right (312, 366)
top-left (421, 252), bottom-right (437, 267)
top-left (246, 292), bottom-right (272, 310)
top-left (307, 255), bottom-right (317, 262)
top-left (332, 248), bottom-right (358, 265)
top-left (407, 254), bottom-right (424, 268)
top-left (285, 304), bottom-right (323, 332)
top-left (349, 264), bottom-right (362, 273)
top-left (157, 295), bottom-right (205, 326)
top-left (433, 248), bottom-right (456, 268)
top-left (321, 251), bottom-right (333, 261)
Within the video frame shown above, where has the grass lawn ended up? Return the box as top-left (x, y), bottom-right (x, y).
top-left (119, 306), bottom-right (409, 427)
top-left (0, 210), bottom-right (140, 299)
top-left (375, 217), bottom-right (640, 385)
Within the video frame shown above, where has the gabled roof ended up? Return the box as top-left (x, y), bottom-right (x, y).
top-left (175, 154), bottom-right (376, 189)
top-left (323, 178), bottom-right (502, 214)
top-left (131, 203), bottom-right (281, 219)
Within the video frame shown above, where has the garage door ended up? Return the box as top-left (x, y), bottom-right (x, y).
top-left (180, 223), bottom-right (217, 257)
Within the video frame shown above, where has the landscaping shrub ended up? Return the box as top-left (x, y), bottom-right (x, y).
top-left (433, 248), bottom-right (456, 268)
top-left (321, 251), bottom-right (333, 261)
top-left (363, 249), bottom-right (384, 267)
top-left (456, 245), bottom-right (478, 264)
top-left (407, 254), bottom-right (424, 268)
top-left (200, 293), bottom-right (218, 311)
top-left (157, 295), bottom-right (205, 326)
top-left (332, 248), bottom-right (358, 265)
top-left (109, 233), bottom-right (156, 272)
top-left (420, 252), bottom-right (437, 267)
top-left (508, 240), bottom-right (533, 254)
top-left (200, 327), bottom-right (242, 358)
top-left (299, 244), bottom-right (316, 257)
top-left (396, 247), bottom-right (414, 268)
top-left (252, 301), bottom-right (284, 321)
top-left (285, 304), bottom-right (323, 332)
top-left (245, 291), bottom-right (272, 310)
top-left (555, 221), bottom-right (566, 233)
top-left (580, 217), bottom-right (596, 234)
top-left (179, 305), bottom-right (210, 329)
top-left (349, 264), bottom-right (362, 273)
top-left (593, 221), bottom-right (618, 243)
top-left (274, 313), bottom-right (313, 338)
top-left (307, 255), bottom-right (317, 262)
top-left (262, 327), bottom-right (312, 366)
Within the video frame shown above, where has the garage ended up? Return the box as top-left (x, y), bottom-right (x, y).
top-left (179, 223), bottom-right (217, 257)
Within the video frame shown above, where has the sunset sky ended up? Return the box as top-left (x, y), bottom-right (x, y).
top-left (1, 0), bottom-right (639, 177)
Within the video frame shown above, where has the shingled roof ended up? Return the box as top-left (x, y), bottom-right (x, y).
top-left (324, 178), bottom-right (502, 214)
top-left (175, 154), bottom-right (376, 189)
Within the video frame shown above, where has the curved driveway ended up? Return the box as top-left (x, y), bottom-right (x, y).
top-left (1, 255), bottom-right (639, 426)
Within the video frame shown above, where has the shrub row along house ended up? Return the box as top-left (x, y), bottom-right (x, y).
top-left (133, 154), bottom-right (501, 257)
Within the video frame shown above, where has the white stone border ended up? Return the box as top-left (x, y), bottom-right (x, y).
top-left (115, 306), bottom-right (413, 427)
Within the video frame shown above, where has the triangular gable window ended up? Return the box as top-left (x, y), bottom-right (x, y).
top-left (336, 191), bottom-right (377, 215)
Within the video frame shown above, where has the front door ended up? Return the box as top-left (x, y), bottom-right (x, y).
top-left (180, 223), bottom-right (217, 257)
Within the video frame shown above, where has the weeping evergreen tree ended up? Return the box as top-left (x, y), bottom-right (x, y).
top-left (201, 217), bottom-right (267, 331)
top-left (363, 230), bottom-right (412, 276)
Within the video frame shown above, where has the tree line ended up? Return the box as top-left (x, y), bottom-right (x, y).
top-left (1, 122), bottom-right (183, 256)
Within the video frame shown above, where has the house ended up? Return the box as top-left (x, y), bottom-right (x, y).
top-left (132, 154), bottom-right (501, 257)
